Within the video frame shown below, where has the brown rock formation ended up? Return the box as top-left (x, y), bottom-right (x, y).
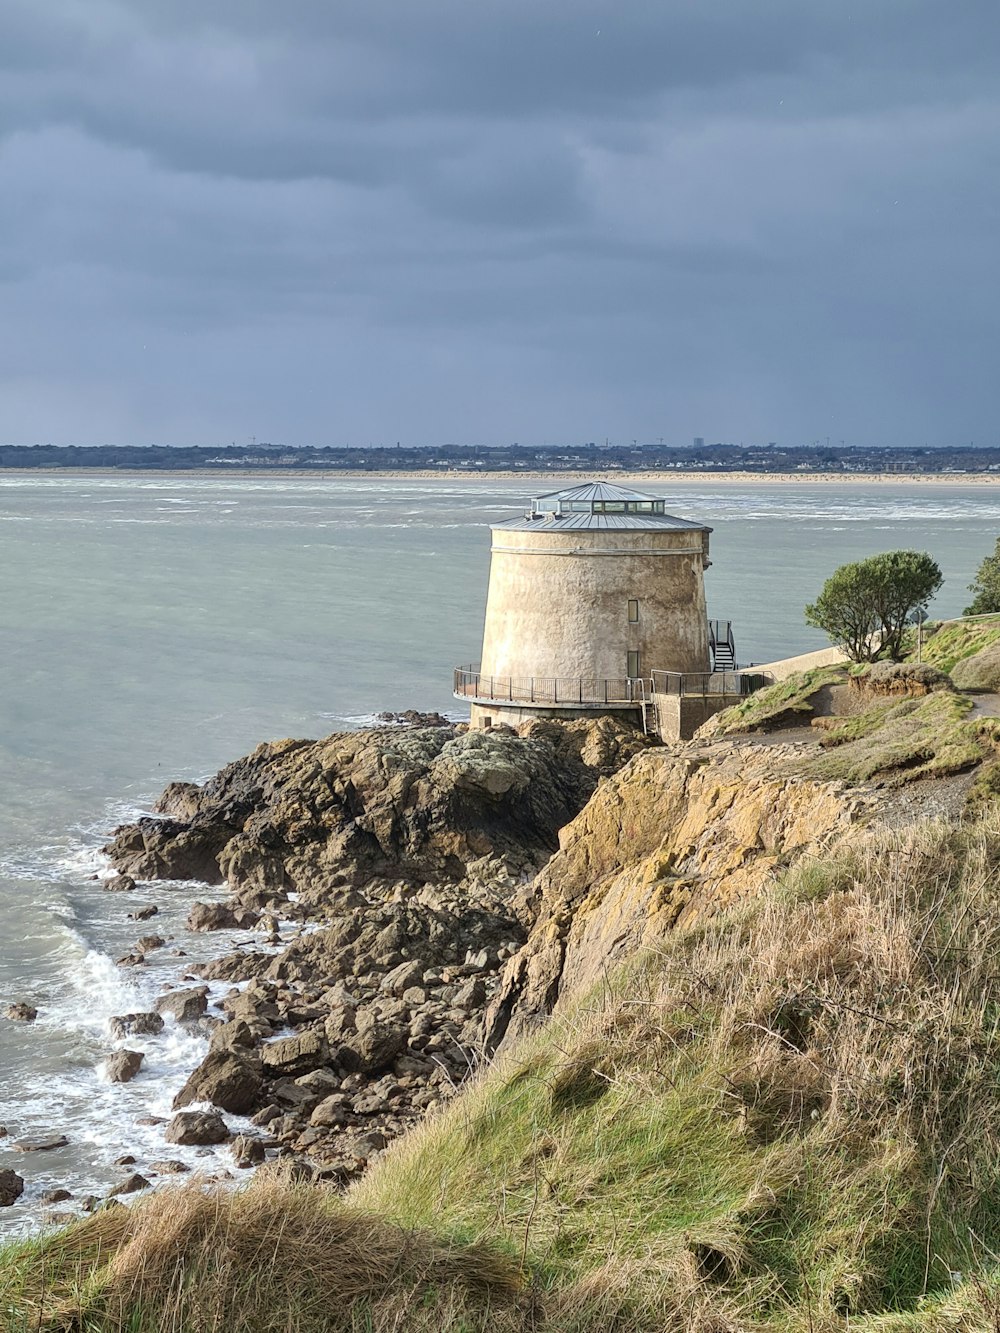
top-left (103, 719), bottom-right (651, 907)
top-left (484, 740), bottom-right (876, 1050)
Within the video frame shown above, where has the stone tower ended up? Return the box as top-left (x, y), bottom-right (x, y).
top-left (455, 481), bottom-right (713, 729)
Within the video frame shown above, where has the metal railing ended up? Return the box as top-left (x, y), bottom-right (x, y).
top-left (650, 669), bottom-right (773, 698)
top-left (454, 666), bottom-right (648, 707)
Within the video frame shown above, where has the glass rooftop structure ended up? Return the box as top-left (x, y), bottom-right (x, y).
top-left (494, 481), bottom-right (711, 532)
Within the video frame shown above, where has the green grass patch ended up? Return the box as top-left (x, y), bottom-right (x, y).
top-left (707, 665), bottom-right (848, 735)
top-left (909, 615), bottom-right (1000, 674)
top-left (806, 690), bottom-right (1000, 785)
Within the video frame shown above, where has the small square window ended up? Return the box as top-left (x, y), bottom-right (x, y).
top-left (627, 599), bottom-right (639, 623)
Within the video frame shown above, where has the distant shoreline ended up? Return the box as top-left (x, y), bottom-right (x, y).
top-left (3, 467), bottom-right (1000, 486)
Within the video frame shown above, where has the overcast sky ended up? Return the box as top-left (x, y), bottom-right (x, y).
top-left (1, 1), bottom-right (997, 449)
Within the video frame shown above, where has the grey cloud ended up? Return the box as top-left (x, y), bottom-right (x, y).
top-left (0, 0), bottom-right (998, 447)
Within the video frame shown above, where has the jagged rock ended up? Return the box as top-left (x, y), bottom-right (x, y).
top-left (136, 935), bottom-right (166, 952)
top-left (187, 902), bottom-right (260, 932)
top-left (222, 986), bottom-right (281, 1025)
top-left (150, 1159), bottom-right (190, 1174)
top-left (103, 719), bottom-right (651, 905)
top-left (485, 741), bottom-right (875, 1052)
top-left (172, 1050), bottom-right (263, 1115)
top-left (156, 781), bottom-right (204, 820)
top-left (375, 710), bottom-right (452, 727)
top-left (382, 960), bottom-right (424, 994)
top-left (12, 1135), bottom-right (68, 1152)
top-left (129, 905), bottom-right (159, 921)
top-left (103, 818), bottom-right (232, 884)
top-left (355, 1017), bottom-right (406, 1074)
top-left (109, 1012), bottom-right (164, 1040)
top-left (164, 1111), bottom-right (231, 1146)
top-left (5, 1002), bottom-right (37, 1022)
top-left (114, 1156), bottom-right (136, 1166)
top-left (109, 1173), bottom-right (150, 1196)
top-left (155, 986), bottom-right (209, 1023)
top-left (106, 1050), bottom-right (144, 1083)
top-left (309, 1096), bottom-right (350, 1128)
top-left (103, 874), bottom-right (136, 892)
top-left (453, 978), bottom-right (487, 1009)
top-left (231, 1135), bottom-right (266, 1168)
top-left (208, 1019), bottom-right (257, 1054)
top-left (260, 1029), bottom-right (328, 1077)
top-left (40, 1188), bottom-right (73, 1205)
top-left (0, 1169), bottom-right (25, 1206)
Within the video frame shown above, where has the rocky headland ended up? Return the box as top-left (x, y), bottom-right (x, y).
top-left (96, 716), bottom-right (655, 1181)
top-left (87, 681), bottom-right (909, 1191)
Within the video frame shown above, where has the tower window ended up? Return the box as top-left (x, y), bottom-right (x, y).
top-left (627, 599), bottom-right (639, 623)
top-left (627, 650), bottom-right (641, 678)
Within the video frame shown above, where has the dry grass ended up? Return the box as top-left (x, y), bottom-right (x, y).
top-left (10, 813), bottom-right (1000, 1330)
top-left (3, 1168), bottom-right (532, 1333)
top-left (356, 811), bottom-right (1000, 1329)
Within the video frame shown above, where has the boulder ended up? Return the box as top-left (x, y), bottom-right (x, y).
top-left (109, 1173), bottom-right (150, 1196)
top-left (109, 1012), bottom-right (164, 1040)
top-left (156, 781), bottom-right (204, 820)
top-left (0, 1169), bottom-right (24, 1207)
top-left (129, 905), bottom-right (160, 921)
top-left (260, 1029), bottom-right (328, 1077)
top-left (155, 986), bottom-right (209, 1023)
top-left (150, 1160), bottom-right (190, 1175)
top-left (136, 935), bottom-right (166, 953)
top-left (164, 1111), bottom-right (231, 1146)
top-left (187, 902), bottom-right (260, 932)
top-left (11, 1135), bottom-right (68, 1152)
top-left (106, 1050), bottom-right (144, 1084)
top-left (230, 1135), bottom-right (266, 1168)
top-left (355, 1018), bottom-right (406, 1074)
top-left (172, 1050), bottom-right (263, 1115)
top-left (39, 1188), bottom-right (73, 1205)
top-left (5, 1002), bottom-right (37, 1022)
top-left (309, 1096), bottom-right (350, 1129)
top-left (103, 874), bottom-right (136, 893)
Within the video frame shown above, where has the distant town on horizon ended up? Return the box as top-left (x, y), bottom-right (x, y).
top-left (1, 441), bottom-right (999, 475)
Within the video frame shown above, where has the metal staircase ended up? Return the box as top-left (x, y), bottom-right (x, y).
top-left (709, 620), bottom-right (736, 670)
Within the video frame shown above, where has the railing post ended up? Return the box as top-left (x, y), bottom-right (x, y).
top-left (530, 677), bottom-right (535, 703)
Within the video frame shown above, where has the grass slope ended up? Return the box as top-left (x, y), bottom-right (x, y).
top-left (8, 813), bottom-right (1000, 1329)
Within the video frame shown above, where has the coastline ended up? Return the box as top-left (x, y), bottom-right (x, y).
top-left (4, 467), bottom-right (1000, 486)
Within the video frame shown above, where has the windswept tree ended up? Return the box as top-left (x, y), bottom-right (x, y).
top-left (805, 550), bottom-right (943, 663)
top-left (965, 537), bottom-right (1000, 616)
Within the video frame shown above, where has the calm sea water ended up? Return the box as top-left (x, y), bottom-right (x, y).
top-left (1, 471), bottom-right (998, 1229)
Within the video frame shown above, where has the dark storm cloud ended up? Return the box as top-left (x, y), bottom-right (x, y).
top-left (0, 0), bottom-right (997, 445)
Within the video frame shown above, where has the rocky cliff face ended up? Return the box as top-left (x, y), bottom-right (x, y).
top-left (484, 739), bottom-right (877, 1050)
top-left (105, 718), bottom-right (651, 908)
top-left (99, 717), bottom-right (653, 1181)
top-left (96, 715), bottom-right (878, 1186)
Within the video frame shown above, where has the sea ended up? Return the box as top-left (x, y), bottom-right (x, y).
top-left (2, 470), bottom-right (999, 1231)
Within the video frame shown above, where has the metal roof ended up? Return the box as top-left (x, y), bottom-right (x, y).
top-left (492, 478), bottom-right (711, 533)
top-left (532, 480), bottom-right (664, 504)
top-left (494, 511), bottom-right (708, 532)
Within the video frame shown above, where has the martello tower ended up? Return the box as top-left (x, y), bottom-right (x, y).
top-left (455, 481), bottom-right (715, 730)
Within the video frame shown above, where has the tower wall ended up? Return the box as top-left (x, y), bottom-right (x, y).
top-left (478, 526), bottom-right (711, 683)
